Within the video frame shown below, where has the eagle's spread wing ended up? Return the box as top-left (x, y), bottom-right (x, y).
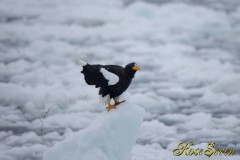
top-left (81, 64), bottom-right (123, 88)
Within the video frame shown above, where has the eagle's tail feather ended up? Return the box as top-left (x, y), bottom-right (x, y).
top-left (79, 59), bottom-right (87, 66)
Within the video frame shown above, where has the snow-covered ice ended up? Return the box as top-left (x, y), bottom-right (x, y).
top-left (1, 0), bottom-right (240, 160)
top-left (43, 102), bottom-right (144, 160)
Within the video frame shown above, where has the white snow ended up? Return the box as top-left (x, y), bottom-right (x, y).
top-left (100, 68), bottom-right (119, 85)
top-left (211, 75), bottom-right (240, 95)
top-left (43, 102), bottom-right (144, 160)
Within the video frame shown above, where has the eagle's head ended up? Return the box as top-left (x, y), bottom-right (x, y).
top-left (125, 62), bottom-right (140, 78)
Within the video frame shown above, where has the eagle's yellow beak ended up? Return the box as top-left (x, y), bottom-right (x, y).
top-left (132, 64), bottom-right (140, 71)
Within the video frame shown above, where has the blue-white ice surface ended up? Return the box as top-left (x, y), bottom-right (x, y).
top-left (44, 102), bottom-right (144, 160)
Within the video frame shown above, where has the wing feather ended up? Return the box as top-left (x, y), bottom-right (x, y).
top-left (100, 68), bottom-right (119, 85)
top-left (81, 64), bottom-right (121, 87)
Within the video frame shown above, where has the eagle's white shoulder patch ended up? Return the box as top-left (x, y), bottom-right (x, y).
top-left (100, 68), bottom-right (119, 85)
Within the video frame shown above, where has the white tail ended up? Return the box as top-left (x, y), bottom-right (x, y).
top-left (79, 59), bottom-right (87, 66)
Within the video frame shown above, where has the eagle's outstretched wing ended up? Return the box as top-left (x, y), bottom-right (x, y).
top-left (81, 64), bottom-right (123, 88)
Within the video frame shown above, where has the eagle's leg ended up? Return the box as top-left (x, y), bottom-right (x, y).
top-left (114, 97), bottom-right (126, 106)
top-left (104, 95), bottom-right (117, 111)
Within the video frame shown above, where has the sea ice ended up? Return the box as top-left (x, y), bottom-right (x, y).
top-left (43, 102), bottom-right (144, 160)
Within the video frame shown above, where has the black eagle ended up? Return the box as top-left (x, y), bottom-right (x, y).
top-left (80, 60), bottom-right (140, 111)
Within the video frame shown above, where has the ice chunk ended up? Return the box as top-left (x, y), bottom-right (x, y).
top-left (212, 75), bottom-right (240, 95)
top-left (43, 102), bottom-right (145, 160)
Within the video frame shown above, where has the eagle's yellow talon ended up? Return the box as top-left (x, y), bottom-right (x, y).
top-left (115, 100), bottom-right (126, 106)
top-left (106, 103), bottom-right (117, 112)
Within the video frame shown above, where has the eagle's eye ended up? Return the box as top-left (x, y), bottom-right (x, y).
top-left (132, 64), bottom-right (140, 71)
